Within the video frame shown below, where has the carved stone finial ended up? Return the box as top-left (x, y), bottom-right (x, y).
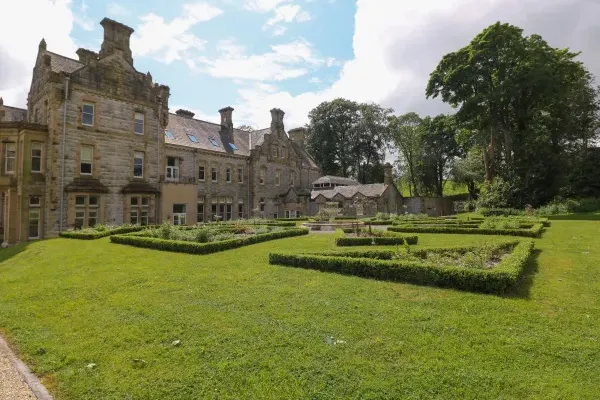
top-left (39, 38), bottom-right (47, 50)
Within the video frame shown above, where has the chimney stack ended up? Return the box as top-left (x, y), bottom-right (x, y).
top-left (288, 127), bottom-right (307, 147)
top-left (219, 106), bottom-right (234, 132)
top-left (383, 163), bottom-right (394, 185)
top-left (0, 97), bottom-right (5, 121)
top-left (175, 109), bottom-right (195, 119)
top-left (76, 48), bottom-right (99, 64)
top-left (99, 18), bottom-right (134, 65)
top-left (270, 108), bottom-right (285, 137)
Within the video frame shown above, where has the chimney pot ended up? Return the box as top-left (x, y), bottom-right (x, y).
top-left (175, 109), bottom-right (195, 119)
top-left (383, 163), bottom-right (394, 185)
top-left (99, 18), bottom-right (134, 65)
top-left (219, 106), bottom-right (234, 132)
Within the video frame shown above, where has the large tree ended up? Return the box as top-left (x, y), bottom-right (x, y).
top-left (426, 22), bottom-right (599, 206)
top-left (306, 98), bottom-right (392, 182)
top-left (389, 112), bottom-right (424, 196)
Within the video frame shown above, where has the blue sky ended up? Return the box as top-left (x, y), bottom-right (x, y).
top-left (68, 0), bottom-right (356, 127)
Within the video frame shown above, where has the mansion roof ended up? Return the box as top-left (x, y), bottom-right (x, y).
top-left (45, 51), bottom-right (84, 74)
top-left (312, 175), bottom-right (360, 186)
top-left (311, 184), bottom-right (389, 200)
top-left (0, 105), bottom-right (27, 122)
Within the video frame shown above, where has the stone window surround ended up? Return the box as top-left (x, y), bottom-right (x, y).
top-left (134, 110), bottom-right (145, 135)
top-left (237, 166), bottom-right (243, 184)
top-left (127, 195), bottom-right (151, 225)
top-left (133, 150), bottom-right (145, 179)
top-left (226, 164), bottom-right (232, 183)
top-left (78, 143), bottom-right (96, 177)
top-left (67, 193), bottom-right (104, 229)
top-left (80, 98), bottom-right (97, 128)
top-left (211, 165), bottom-right (218, 183)
top-left (4, 142), bottom-right (16, 174)
top-left (30, 141), bottom-right (43, 173)
top-left (198, 163), bottom-right (205, 182)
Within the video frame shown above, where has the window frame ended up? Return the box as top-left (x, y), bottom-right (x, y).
top-left (275, 170), bottom-right (281, 186)
top-left (5, 142), bottom-right (16, 174)
top-left (28, 196), bottom-right (41, 239)
top-left (197, 197), bottom-right (205, 223)
top-left (226, 167), bottom-right (232, 183)
top-left (187, 134), bottom-right (199, 143)
top-left (82, 102), bottom-right (95, 127)
top-left (211, 167), bottom-right (218, 183)
top-left (172, 204), bottom-right (187, 226)
top-left (31, 142), bottom-right (43, 173)
top-left (133, 151), bottom-right (144, 178)
top-left (237, 167), bottom-right (243, 184)
top-left (198, 165), bottom-right (205, 182)
top-left (134, 112), bottom-right (145, 135)
top-left (165, 130), bottom-right (174, 139)
top-left (166, 156), bottom-right (179, 181)
top-left (80, 145), bottom-right (94, 175)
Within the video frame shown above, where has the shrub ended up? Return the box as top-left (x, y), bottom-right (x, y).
top-left (477, 207), bottom-right (525, 217)
top-left (335, 236), bottom-right (418, 246)
top-left (479, 217), bottom-right (521, 230)
top-left (59, 225), bottom-right (153, 240)
top-left (534, 197), bottom-right (600, 215)
top-left (111, 228), bottom-right (309, 255)
top-left (269, 240), bottom-right (533, 294)
top-left (387, 224), bottom-right (544, 238)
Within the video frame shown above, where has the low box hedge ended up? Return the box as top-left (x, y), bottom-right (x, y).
top-left (387, 223), bottom-right (544, 238)
top-left (110, 227), bottom-right (309, 255)
top-left (59, 225), bottom-right (154, 240)
top-left (335, 235), bottom-right (418, 246)
top-left (269, 240), bottom-right (534, 294)
top-left (275, 217), bottom-right (309, 222)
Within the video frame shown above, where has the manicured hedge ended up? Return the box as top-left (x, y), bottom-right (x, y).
top-left (387, 223), bottom-right (544, 238)
top-left (335, 235), bottom-right (418, 246)
top-left (269, 240), bottom-right (534, 294)
top-left (275, 218), bottom-right (309, 222)
top-left (59, 225), bottom-right (154, 240)
top-left (363, 220), bottom-right (394, 226)
top-left (110, 227), bottom-right (309, 255)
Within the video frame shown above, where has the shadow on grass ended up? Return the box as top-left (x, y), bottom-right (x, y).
top-left (0, 242), bottom-right (29, 265)
top-left (546, 213), bottom-right (600, 221)
top-left (503, 249), bottom-right (540, 300)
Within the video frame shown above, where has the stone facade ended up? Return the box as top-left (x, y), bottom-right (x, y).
top-left (0, 17), bottom-right (321, 244)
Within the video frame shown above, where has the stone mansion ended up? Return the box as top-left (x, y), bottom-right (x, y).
top-left (0, 18), bottom-right (402, 244)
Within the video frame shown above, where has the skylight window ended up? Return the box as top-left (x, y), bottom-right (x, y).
top-left (229, 143), bottom-right (238, 150)
top-left (187, 134), bottom-right (198, 143)
top-left (209, 138), bottom-right (219, 147)
top-left (165, 130), bottom-right (174, 139)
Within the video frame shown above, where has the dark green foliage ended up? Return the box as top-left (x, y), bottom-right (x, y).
top-left (388, 224), bottom-right (544, 238)
top-left (59, 225), bottom-right (154, 240)
top-left (275, 218), bottom-right (309, 222)
top-left (110, 228), bottom-right (309, 255)
top-left (269, 240), bottom-right (533, 294)
top-left (534, 197), bottom-right (600, 215)
top-left (335, 235), bottom-right (418, 246)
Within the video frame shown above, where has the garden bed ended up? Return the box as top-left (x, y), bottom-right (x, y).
top-left (110, 225), bottom-right (309, 255)
top-left (269, 240), bottom-right (534, 294)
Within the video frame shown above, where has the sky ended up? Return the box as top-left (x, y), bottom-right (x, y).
top-left (1, 0), bottom-right (600, 130)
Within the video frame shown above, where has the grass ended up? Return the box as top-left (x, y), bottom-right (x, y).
top-left (0, 218), bottom-right (599, 399)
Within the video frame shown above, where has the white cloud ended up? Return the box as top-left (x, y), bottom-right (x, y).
top-left (131, 2), bottom-right (223, 64)
top-left (74, 0), bottom-right (94, 31)
top-left (193, 38), bottom-right (324, 81)
top-left (264, 4), bottom-right (311, 34)
top-left (309, 77), bottom-right (321, 83)
top-left (228, 0), bottom-right (600, 130)
top-left (244, 0), bottom-right (289, 12)
top-left (0, 0), bottom-right (77, 107)
top-left (107, 3), bottom-right (130, 17)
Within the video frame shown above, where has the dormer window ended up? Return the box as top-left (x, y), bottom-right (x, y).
top-left (209, 138), bottom-right (219, 147)
top-left (165, 130), bottom-right (174, 139)
top-left (187, 134), bottom-right (198, 143)
top-left (229, 143), bottom-right (238, 150)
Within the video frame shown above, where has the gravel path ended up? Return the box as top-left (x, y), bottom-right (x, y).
top-left (0, 334), bottom-right (53, 400)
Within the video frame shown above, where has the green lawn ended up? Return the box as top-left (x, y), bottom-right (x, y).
top-left (0, 218), bottom-right (599, 399)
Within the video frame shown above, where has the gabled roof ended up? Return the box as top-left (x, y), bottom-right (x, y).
top-left (291, 141), bottom-right (319, 169)
top-left (45, 51), bottom-right (84, 74)
top-left (165, 113), bottom-right (251, 156)
top-left (1, 105), bottom-right (27, 122)
top-left (313, 175), bottom-right (359, 186)
top-left (249, 128), bottom-right (270, 149)
top-left (311, 184), bottom-right (389, 200)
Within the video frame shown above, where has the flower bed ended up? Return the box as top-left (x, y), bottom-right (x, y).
top-left (59, 225), bottom-right (154, 240)
top-left (269, 240), bottom-right (534, 294)
top-left (110, 227), bottom-right (309, 255)
top-left (387, 223), bottom-right (544, 238)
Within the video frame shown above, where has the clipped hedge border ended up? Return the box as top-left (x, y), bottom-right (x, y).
top-left (269, 240), bottom-right (534, 294)
top-left (335, 235), bottom-right (418, 246)
top-left (110, 227), bottom-right (309, 255)
top-left (59, 225), bottom-right (155, 240)
top-left (387, 223), bottom-right (544, 238)
top-left (275, 217), bottom-right (309, 222)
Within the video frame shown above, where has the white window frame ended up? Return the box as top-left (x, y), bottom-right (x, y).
top-left (173, 204), bottom-right (187, 226)
top-left (133, 151), bottom-right (144, 178)
top-left (80, 145), bottom-right (93, 175)
top-left (31, 142), bottom-right (43, 173)
top-left (130, 197), bottom-right (139, 225)
top-left (237, 167), bottom-right (243, 184)
top-left (28, 196), bottom-right (41, 239)
top-left (134, 112), bottom-right (144, 135)
top-left (82, 102), bottom-right (94, 127)
top-left (166, 157), bottom-right (179, 181)
top-left (211, 167), bottom-right (218, 183)
top-left (5, 142), bottom-right (16, 174)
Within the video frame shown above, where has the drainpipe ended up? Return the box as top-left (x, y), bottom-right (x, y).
top-left (156, 97), bottom-right (162, 224)
top-left (59, 74), bottom-right (70, 232)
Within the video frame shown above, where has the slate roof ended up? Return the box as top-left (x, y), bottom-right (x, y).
top-left (311, 184), bottom-right (389, 200)
top-left (165, 113), bottom-right (321, 170)
top-left (1, 106), bottom-right (27, 122)
top-left (45, 51), bottom-right (84, 74)
top-left (312, 175), bottom-right (359, 186)
top-left (64, 178), bottom-right (109, 193)
top-left (122, 181), bottom-right (160, 194)
top-left (165, 113), bottom-right (251, 156)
